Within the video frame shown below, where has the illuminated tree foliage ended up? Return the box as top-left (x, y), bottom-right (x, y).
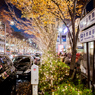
top-left (5, 0), bottom-right (90, 74)
top-left (2, 0), bottom-right (61, 62)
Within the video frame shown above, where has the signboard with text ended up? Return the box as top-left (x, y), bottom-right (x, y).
top-left (79, 26), bottom-right (95, 43)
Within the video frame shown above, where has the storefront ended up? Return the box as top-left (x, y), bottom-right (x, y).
top-left (79, 8), bottom-right (95, 90)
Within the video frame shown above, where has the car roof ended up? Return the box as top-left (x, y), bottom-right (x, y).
top-left (13, 55), bottom-right (34, 58)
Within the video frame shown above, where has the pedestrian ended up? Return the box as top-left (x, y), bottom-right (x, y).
top-left (64, 54), bottom-right (71, 66)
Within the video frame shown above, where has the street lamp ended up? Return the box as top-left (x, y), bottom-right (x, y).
top-left (64, 27), bottom-right (68, 34)
top-left (10, 21), bottom-right (14, 25)
top-left (0, 21), bottom-right (6, 54)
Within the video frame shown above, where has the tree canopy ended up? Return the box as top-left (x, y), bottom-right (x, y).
top-left (5, 0), bottom-right (91, 70)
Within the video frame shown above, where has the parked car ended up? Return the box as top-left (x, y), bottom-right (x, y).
top-left (0, 54), bottom-right (16, 95)
top-left (12, 55), bottom-right (34, 81)
top-left (9, 52), bottom-right (18, 59)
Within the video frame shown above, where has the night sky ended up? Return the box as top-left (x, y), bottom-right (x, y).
top-left (86, 0), bottom-right (94, 12)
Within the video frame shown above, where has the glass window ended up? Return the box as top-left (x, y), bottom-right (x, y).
top-left (89, 42), bottom-right (94, 79)
top-left (16, 57), bottom-right (30, 70)
top-left (13, 57), bottom-right (22, 63)
top-left (81, 43), bottom-right (87, 74)
top-left (19, 57), bottom-right (30, 63)
top-left (0, 56), bottom-right (12, 80)
top-left (62, 35), bottom-right (66, 42)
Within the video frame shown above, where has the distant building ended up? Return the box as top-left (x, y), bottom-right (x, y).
top-left (66, 18), bottom-right (83, 53)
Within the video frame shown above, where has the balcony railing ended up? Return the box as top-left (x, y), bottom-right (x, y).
top-left (80, 8), bottom-right (95, 31)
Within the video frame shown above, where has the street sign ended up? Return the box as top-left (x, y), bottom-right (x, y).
top-left (79, 25), bottom-right (95, 43)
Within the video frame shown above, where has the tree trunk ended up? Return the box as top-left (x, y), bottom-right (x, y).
top-left (69, 48), bottom-right (76, 77)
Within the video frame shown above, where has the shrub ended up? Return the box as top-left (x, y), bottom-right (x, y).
top-left (38, 60), bottom-right (70, 94)
top-left (54, 82), bottom-right (93, 95)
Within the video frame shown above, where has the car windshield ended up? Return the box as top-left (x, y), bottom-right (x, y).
top-left (19, 57), bottom-right (30, 63)
top-left (13, 56), bottom-right (31, 71)
top-left (35, 54), bottom-right (40, 57)
top-left (35, 55), bottom-right (40, 57)
top-left (13, 56), bottom-right (28, 62)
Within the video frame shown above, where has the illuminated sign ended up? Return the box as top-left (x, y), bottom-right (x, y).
top-left (58, 44), bottom-right (63, 54)
top-left (79, 26), bottom-right (95, 43)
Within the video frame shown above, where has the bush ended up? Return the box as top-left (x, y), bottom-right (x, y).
top-left (54, 83), bottom-right (93, 95)
top-left (38, 59), bottom-right (93, 95)
top-left (38, 60), bottom-right (70, 94)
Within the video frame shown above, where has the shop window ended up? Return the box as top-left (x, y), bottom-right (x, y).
top-left (92, 12), bottom-right (94, 18)
top-left (81, 43), bottom-right (87, 74)
top-left (89, 42), bottom-right (94, 78)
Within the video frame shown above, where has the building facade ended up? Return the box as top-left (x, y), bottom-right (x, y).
top-left (79, 8), bottom-right (95, 90)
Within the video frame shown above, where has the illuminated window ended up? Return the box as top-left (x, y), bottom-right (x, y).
top-left (62, 35), bottom-right (66, 42)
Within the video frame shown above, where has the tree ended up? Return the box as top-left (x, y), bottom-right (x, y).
top-left (30, 0), bottom-right (91, 76)
top-left (5, 0), bottom-right (90, 76)
top-left (3, 0), bottom-right (61, 62)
